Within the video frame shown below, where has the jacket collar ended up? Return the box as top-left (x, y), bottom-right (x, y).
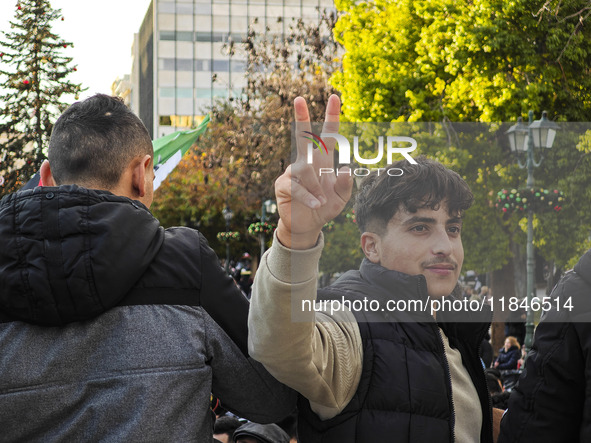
top-left (358, 258), bottom-right (430, 304)
top-left (352, 259), bottom-right (491, 342)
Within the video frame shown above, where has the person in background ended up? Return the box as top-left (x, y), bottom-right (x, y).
top-left (499, 247), bottom-right (591, 442)
top-left (463, 286), bottom-right (475, 299)
top-left (214, 416), bottom-right (243, 443)
top-left (0, 94), bottom-right (295, 441)
top-left (480, 331), bottom-right (494, 368)
top-left (478, 286), bottom-right (491, 304)
top-left (234, 423), bottom-right (291, 443)
top-left (486, 369), bottom-right (510, 410)
top-left (494, 336), bottom-right (521, 370)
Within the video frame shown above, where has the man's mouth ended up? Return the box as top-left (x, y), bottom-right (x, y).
top-left (424, 263), bottom-right (456, 275)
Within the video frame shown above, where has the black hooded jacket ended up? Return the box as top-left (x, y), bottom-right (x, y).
top-left (499, 248), bottom-right (591, 442)
top-left (0, 185), bottom-right (295, 441)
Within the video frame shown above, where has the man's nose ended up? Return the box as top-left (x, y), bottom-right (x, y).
top-left (431, 228), bottom-right (453, 256)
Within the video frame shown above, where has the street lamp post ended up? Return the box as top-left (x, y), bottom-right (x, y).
top-left (260, 199), bottom-right (277, 258)
top-left (506, 111), bottom-right (559, 353)
top-left (222, 206), bottom-right (234, 274)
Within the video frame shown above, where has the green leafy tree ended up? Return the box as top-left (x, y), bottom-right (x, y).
top-left (333, 0), bottom-right (591, 122)
top-left (319, 210), bottom-right (364, 286)
top-left (331, 0), bottom-right (591, 286)
top-left (0, 0), bottom-right (83, 196)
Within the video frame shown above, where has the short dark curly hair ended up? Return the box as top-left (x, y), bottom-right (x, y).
top-left (353, 156), bottom-right (473, 234)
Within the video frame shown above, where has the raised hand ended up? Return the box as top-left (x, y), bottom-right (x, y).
top-left (274, 95), bottom-right (353, 250)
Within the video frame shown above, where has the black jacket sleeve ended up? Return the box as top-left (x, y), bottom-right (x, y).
top-left (205, 310), bottom-right (297, 423)
top-left (198, 232), bottom-right (251, 356)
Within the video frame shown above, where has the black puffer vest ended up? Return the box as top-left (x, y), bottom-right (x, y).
top-left (298, 259), bottom-right (493, 443)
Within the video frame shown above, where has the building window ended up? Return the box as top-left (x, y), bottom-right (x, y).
top-left (195, 3), bottom-right (212, 15)
top-left (176, 58), bottom-right (193, 70)
top-left (160, 30), bottom-right (175, 40)
top-left (177, 88), bottom-right (193, 98)
top-left (159, 2), bottom-right (175, 13)
top-left (212, 59), bottom-right (230, 71)
top-left (159, 87), bottom-right (193, 98)
top-left (159, 31), bottom-right (193, 41)
top-left (212, 88), bottom-right (230, 97)
top-left (161, 58), bottom-right (236, 72)
top-left (196, 59), bottom-right (210, 71)
top-left (196, 31), bottom-right (227, 42)
top-left (196, 88), bottom-right (212, 99)
top-left (176, 3), bottom-right (193, 13)
top-left (177, 31), bottom-right (194, 41)
top-left (160, 87), bottom-right (175, 98)
top-left (160, 58), bottom-right (175, 70)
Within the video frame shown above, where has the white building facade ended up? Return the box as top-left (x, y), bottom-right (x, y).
top-left (132, 0), bottom-right (335, 138)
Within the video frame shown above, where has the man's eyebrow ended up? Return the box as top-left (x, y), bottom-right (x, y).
top-left (401, 216), bottom-right (436, 226)
top-left (401, 215), bottom-right (463, 226)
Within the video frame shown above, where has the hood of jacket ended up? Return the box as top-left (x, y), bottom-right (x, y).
top-left (0, 185), bottom-right (164, 326)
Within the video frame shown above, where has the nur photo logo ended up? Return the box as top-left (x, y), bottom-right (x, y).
top-left (301, 130), bottom-right (418, 177)
top-left (302, 131), bottom-right (329, 155)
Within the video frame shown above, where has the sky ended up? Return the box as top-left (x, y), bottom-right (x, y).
top-left (0, 0), bottom-right (153, 98)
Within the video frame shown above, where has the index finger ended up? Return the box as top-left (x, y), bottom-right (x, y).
top-left (294, 96), bottom-right (312, 164)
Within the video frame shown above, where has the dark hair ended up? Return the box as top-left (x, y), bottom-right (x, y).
top-left (353, 156), bottom-right (473, 234)
top-left (214, 415), bottom-right (242, 439)
top-left (485, 369), bottom-right (503, 394)
top-left (48, 94), bottom-right (153, 188)
top-left (276, 412), bottom-right (298, 438)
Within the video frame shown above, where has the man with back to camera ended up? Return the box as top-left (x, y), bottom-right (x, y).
top-left (0, 94), bottom-right (295, 441)
top-left (248, 95), bottom-right (497, 442)
top-left (498, 247), bottom-right (591, 442)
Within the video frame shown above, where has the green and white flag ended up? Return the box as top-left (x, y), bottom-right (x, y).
top-left (153, 114), bottom-right (211, 190)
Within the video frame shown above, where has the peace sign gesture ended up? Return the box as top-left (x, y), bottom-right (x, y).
top-left (274, 95), bottom-right (353, 250)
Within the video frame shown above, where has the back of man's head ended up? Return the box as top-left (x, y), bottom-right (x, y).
top-left (354, 156), bottom-right (473, 234)
top-left (48, 94), bottom-right (153, 189)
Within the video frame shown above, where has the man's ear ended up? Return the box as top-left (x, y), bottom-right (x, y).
top-left (130, 154), bottom-right (152, 198)
top-left (360, 232), bottom-right (381, 264)
top-left (39, 160), bottom-right (57, 186)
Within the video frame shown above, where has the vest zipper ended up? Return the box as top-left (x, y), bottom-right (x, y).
top-left (473, 308), bottom-right (494, 443)
top-left (478, 338), bottom-right (495, 443)
top-left (435, 325), bottom-right (456, 443)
